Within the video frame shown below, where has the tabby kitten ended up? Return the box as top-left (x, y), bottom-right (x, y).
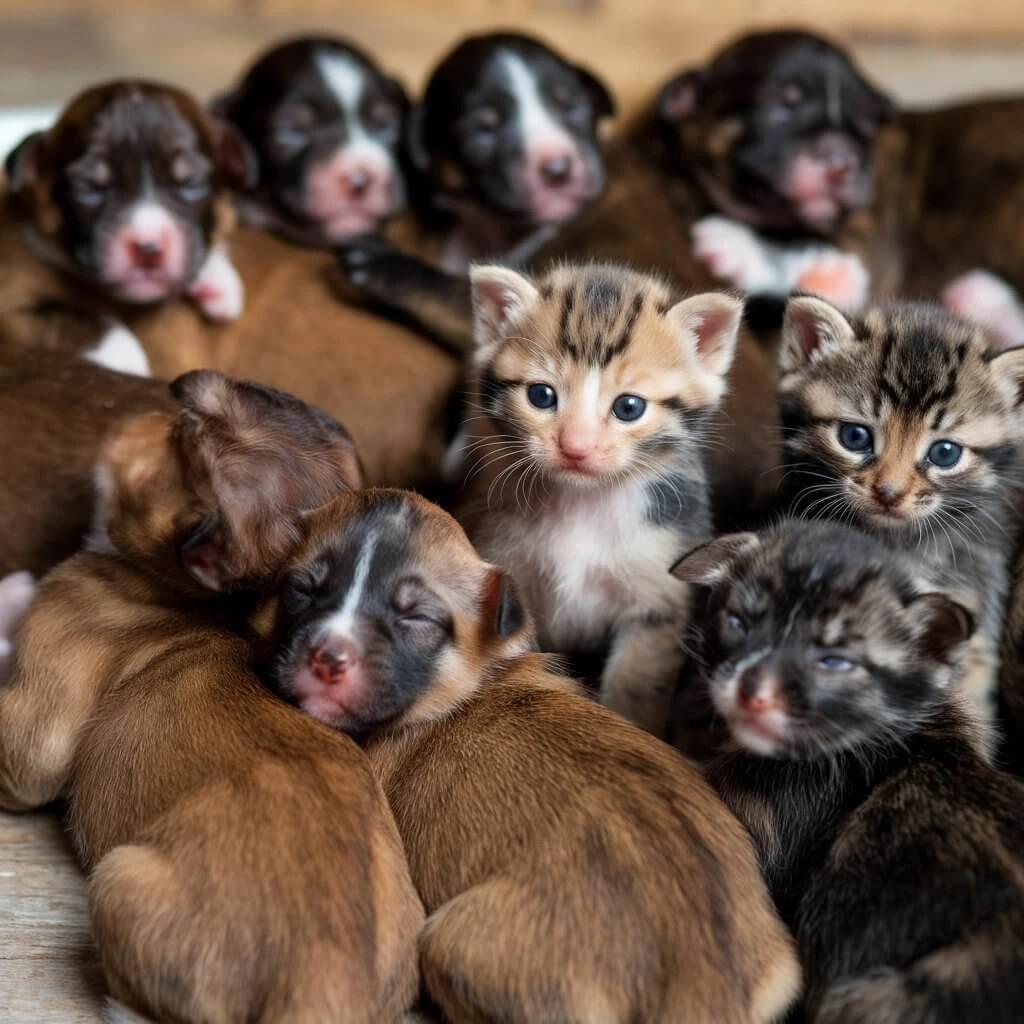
top-left (777, 296), bottom-right (1024, 755)
top-left (454, 261), bottom-right (743, 736)
top-left (676, 520), bottom-right (1024, 1024)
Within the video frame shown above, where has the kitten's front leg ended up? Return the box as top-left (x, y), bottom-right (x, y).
top-left (601, 613), bottom-right (686, 738)
top-left (186, 244), bottom-right (244, 321)
top-left (336, 236), bottom-right (473, 356)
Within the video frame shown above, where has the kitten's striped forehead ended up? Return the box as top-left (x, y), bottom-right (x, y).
top-left (536, 265), bottom-right (675, 368)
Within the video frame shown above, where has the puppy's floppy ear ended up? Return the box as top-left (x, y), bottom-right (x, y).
top-left (4, 131), bottom-right (47, 190)
top-left (780, 295), bottom-right (857, 374)
top-left (208, 89), bottom-right (236, 120)
top-left (469, 265), bottom-right (540, 357)
top-left (212, 120), bottom-right (258, 189)
top-left (574, 64), bottom-right (615, 121)
top-left (670, 532), bottom-right (760, 587)
top-left (479, 568), bottom-right (533, 648)
top-left (170, 370), bottom-right (364, 589)
top-left (908, 593), bottom-right (975, 666)
top-left (657, 69), bottom-right (704, 123)
top-left (405, 104), bottom-right (429, 173)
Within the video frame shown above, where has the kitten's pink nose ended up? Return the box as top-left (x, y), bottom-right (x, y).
top-left (737, 669), bottom-right (783, 713)
top-left (558, 429), bottom-right (595, 461)
top-left (872, 480), bottom-right (906, 507)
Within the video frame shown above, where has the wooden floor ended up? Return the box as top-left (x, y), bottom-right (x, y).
top-left (1, 8), bottom-right (1023, 1022)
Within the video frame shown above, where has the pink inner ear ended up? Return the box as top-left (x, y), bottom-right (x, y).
top-left (787, 309), bottom-right (824, 362)
top-left (693, 305), bottom-right (736, 359)
top-left (475, 279), bottom-right (518, 330)
top-left (216, 126), bottom-right (256, 188)
top-left (661, 80), bottom-right (698, 121)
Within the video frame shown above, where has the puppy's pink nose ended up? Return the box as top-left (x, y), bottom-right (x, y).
top-left (341, 167), bottom-right (373, 200)
top-left (737, 670), bottom-right (782, 713)
top-left (130, 237), bottom-right (166, 271)
top-left (310, 637), bottom-right (360, 684)
top-left (539, 153), bottom-right (574, 187)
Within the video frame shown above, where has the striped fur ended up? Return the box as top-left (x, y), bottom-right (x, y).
top-left (455, 261), bottom-right (743, 736)
top-left (778, 297), bottom-right (1024, 757)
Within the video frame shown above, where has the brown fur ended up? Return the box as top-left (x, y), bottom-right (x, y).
top-left (277, 488), bottom-right (801, 1023)
top-left (0, 306), bottom-right (173, 576)
top-left (0, 375), bottom-right (423, 1023)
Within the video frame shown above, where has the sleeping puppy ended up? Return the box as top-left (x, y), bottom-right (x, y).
top-left (213, 35), bottom-right (410, 244)
top-left (682, 30), bottom-right (1024, 346)
top-left (261, 488), bottom-right (801, 1024)
top-left (3, 79), bottom-right (253, 321)
top-left (0, 372), bottom-right (422, 1023)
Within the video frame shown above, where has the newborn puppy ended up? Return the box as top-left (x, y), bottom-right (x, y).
top-left (678, 520), bottom-right (1024, 1023)
top-left (214, 35), bottom-right (409, 244)
top-left (264, 488), bottom-right (801, 1024)
top-left (0, 372), bottom-right (422, 1023)
top-left (659, 29), bottom-right (894, 235)
top-left (4, 80), bottom-right (253, 319)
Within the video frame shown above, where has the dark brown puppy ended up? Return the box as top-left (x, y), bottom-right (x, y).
top-left (261, 488), bottom-right (801, 1024)
top-left (678, 30), bottom-right (1024, 347)
top-left (214, 35), bottom-right (410, 244)
top-left (3, 79), bottom-right (253, 321)
top-left (0, 372), bottom-right (422, 1023)
top-left (0, 302), bottom-right (172, 576)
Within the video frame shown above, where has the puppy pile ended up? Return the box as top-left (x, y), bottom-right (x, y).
top-left (2, 25), bottom-right (1024, 1024)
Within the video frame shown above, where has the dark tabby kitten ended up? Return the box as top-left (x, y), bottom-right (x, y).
top-left (674, 520), bottom-right (1024, 1024)
top-left (777, 296), bottom-right (1024, 756)
top-left (454, 261), bottom-right (743, 736)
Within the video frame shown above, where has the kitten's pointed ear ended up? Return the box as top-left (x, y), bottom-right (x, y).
top-left (657, 68), bottom-right (704, 122)
top-left (670, 532), bottom-right (760, 587)
top-left (909, 593), bottom-right (975, 666)
top-left (469, 265), bottom-right (540, 356)
top-left (666, 291), bottom-right (744, 382)
top-left (989, 346), bottom-right (1024, 408)
top-left (781, 296), bottom-right (857, 374)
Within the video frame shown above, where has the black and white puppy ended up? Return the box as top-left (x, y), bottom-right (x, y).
top-left (408, 31), bottom-right (614, 262)
top-left (213, 36), bottom-right (409, 244)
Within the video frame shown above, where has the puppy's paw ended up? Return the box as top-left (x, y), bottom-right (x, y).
top-left (84, 322), bottom-right (151, 378)
top-left (336, 234), bottom-right (411, 299)
top-left (691, 216), bottom-right (775, 292)
top-left (795, 251), bottom-right (869, 310)
top-left (942, 270), bottom-right (1024, 349)
top-left (188, 246), bottom-right (245, 321)
top-left (0, 571), bottom-right (36, 685)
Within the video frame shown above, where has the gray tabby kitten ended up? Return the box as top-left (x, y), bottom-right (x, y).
top-left (778, 296), bottom-right (1024, 756)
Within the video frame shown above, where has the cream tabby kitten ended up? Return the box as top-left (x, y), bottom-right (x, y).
top-left (452, 262), bottom-right (744, 735)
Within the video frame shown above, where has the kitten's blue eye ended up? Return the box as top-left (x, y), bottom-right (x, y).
top-left (838, 423), bottom-right (873, 453)
top-left (526, 383), bottom-right (557, 410)
top-left (927, 440), bottom-right (963, 469)
top-left (724, 613), bottom-right (748, 637)
top-left (818, 655), bottom-right (857, 672)
top-left (611, 394), bottom-right (647, 422)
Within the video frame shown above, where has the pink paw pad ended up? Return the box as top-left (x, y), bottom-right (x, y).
top-left (795, 253), bottom-right (868, 310)
top-left (942, 271), bottom-right (1024, 349)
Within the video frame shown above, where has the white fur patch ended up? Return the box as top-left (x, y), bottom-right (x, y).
top-left (84, 324), bottom-right (151, 378)
top-left (500, 51), bottom-right (573, 152)
top-left (323, 528), bottom-right (379, 638)
top-left (187, 244), bottom-right (245, 321)
top-left (128, 201), bottom-right (176, 240)
top-left (103, 999), bottom-right (156, 1024)
top-left (316, 51), bottom-right (393, 166)
top-left (943, 270), bottom-right (1024, 349)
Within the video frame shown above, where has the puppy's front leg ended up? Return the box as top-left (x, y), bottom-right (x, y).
top-left (337, 236), bottom-right (473, 356)
top-left (186, 245), bottom-right (244, 321)
top-left (0, 573), bottom-right (104, 811)
top-left (601, 613), bottom-right (685, 739)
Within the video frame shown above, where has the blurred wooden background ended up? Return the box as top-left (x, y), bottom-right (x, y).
top-left (0, 0), bottom-right (1023, 111)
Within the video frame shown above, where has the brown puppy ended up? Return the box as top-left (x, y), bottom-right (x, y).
top-left (0, 373), bottom-right (422, 1023)
top-left (263, 488), bottom-right (801, 1024)
top-left (3, 79), bottom-right (253, 321)
top-left (0, 301), bottom-right (173, 576)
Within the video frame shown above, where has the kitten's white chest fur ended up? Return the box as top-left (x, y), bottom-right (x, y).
top-left (481, 479), bottom-right (688, 651)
